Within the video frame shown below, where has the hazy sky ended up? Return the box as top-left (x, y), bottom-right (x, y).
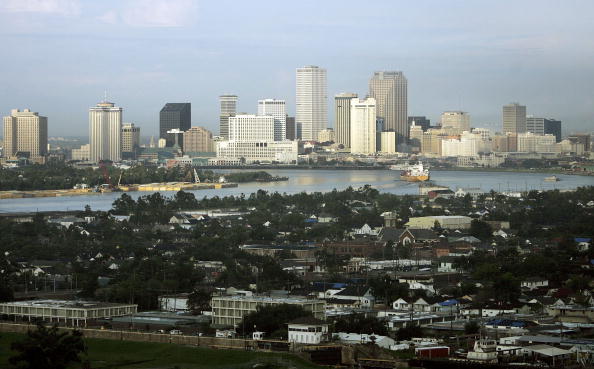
top-left (1, 0), bottom-right (593, 137)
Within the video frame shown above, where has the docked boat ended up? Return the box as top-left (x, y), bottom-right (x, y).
top-left (400, 162), bottom-right (430, 182)
top-left (544, 175), bottom-right (560, 182)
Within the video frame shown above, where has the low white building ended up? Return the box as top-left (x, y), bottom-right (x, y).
top-left (287, 317), bottom-right (328, 344)
top-left (216, 140), bottom-right (298, 164)
top-left (333, 332), bottom-right (396, 350)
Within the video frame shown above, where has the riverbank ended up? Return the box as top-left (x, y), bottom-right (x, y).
top-left (0, 182), bottom-right (238, 200)
top-left (432, 167), bottom-right (594, 176)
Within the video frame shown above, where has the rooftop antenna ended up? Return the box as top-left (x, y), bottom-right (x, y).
top-left (103, 90), bottom-right (108, 102)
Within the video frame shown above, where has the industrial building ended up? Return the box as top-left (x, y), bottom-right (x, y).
top-left (0, 300), bottom-right (137, 326)
top-left (405, 216), bottom-right (472, 230)
top-left (211, 295), bottom-right (325, 327)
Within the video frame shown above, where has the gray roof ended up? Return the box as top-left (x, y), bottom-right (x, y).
top-left (160, 103), bottom-right (190, 112)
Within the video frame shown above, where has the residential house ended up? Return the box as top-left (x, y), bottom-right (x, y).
top-left (327, 286), bottom-right (374, 308)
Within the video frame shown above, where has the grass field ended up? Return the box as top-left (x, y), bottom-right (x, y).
top-left (0, 332), bottom-right (321, 369)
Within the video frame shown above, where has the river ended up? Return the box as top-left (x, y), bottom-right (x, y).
top-left (1, 169), bottom-right (593, 213)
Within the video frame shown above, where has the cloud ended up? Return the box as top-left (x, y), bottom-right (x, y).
top-left (96, 10), bottom-right (118, 25)
top-left (119, 0), bottom-right (198, 27)
top-left (0, 0), bottom-right (80, 16)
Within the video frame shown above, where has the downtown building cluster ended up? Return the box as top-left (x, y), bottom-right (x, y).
top-left (1, 66), bottom-right (592, 167)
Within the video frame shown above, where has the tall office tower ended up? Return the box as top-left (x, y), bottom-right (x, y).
top-left (296, 65), bottom-right (327, 140)
top-left (89, 101), bottom-right (122, 162)
top-left (183, 126), bottom-right (214, 153)
top-left (219, 95), bottom-right (238, 139)
top-left (350, 98), bottom-right (377, 155)
top-left (407, 116), bottom-right (430, 131)
top-left (258, 99), bottom-right (286, 141)
top-left (334, 92), bottom-right (358, 148)
top-left (159, 103), bottom-right (191, 146)
top-left (526, 117), bottom-right (562, 142)
top-left (368, 71), bottom-right (408, 143)
top-left (285, 116), bottom-right (296, 140)
top-left (121, 123), bottom-right (140, 159)
top-left (3, 109), bottom-right (48, 160)
top-left (229, 115), bottom-right (274, 142)
top-left (441, 111), bottom-right (471, 133)
top-left (502, 103), bottom-right (526, 134)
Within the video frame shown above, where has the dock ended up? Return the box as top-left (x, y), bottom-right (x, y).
top-left (0, 182), bottom-right (239, 200)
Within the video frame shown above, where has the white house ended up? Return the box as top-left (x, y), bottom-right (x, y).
top-left (521, 278), bottom-right (549, 290)
top-left (287, 317), bottom-right (328, 344)
top-left (392, 298), bottom-right (411, 311)
top-left (326, 286), bottom-right (375, 308)
top-left (438, 260), bottom-right (457, 273)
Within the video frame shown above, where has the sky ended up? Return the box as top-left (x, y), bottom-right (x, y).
top-left (1, 0), bottom-right (593, 137)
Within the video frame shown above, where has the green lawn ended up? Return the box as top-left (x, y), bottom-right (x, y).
top-left (0, 332), bottom-right (321, 369)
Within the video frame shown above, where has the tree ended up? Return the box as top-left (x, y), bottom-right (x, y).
top-left (470, 219), bottom-right (492, 240)
top-left (333, 314), bottom-right (388, 336)
top-left (10, 323), bottom-right (87, 369)
top-left (464, 321), bottom-right (480, 334)
top-left (239, 304), bottom-right (313, 338)
top-left (187, 288), bottom-right (213, 315)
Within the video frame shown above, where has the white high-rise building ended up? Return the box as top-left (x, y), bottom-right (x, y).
top-left (89, 101), bottom-right (122, 162)
top-left (368, 71), bottom-right (407, 144)
top-left (257, 99), bottom-right (286, 141)
top-left (3, 109), bottom-right (48, 160)
top-left (441, 111), bottom-right (471, 133)
top-left (296, 65), bottom-right (327, 141)
top-left (229, 114), bottom-right (274, 142)
top-left (350, 98), bottom-right (377, 155)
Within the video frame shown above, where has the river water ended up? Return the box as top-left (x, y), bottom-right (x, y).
top-left (1, 169), bottom-right (593, 213)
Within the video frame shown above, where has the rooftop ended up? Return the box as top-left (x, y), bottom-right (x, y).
top-left (0, 299), bottom-right (136, 309)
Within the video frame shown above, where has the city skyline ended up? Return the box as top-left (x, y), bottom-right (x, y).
top-left (0, 1), bottom-right (592, 137)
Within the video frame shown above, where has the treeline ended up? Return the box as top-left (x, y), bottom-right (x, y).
top-left (0, 163), bottom-right (282, 191)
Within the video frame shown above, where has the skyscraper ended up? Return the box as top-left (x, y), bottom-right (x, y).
top-left (3, 109), bottom-right (48, 161)
top-left (285, 116), bottom-right (296, 140)
top-left (258, 99), bottom-right (286, 141)
top-left (441, 111), bottom-right (471, 133)
top-left (350, 98), bottom-right (377, 155)
top-left (334, 92), bottom-right (358, 148)
top-left (296, 65), bottom-right (327, 141)
top-left (502, 103), bottom-right (526, 134)
top-left (219, 95), bottom-right (237, 139)
top-left (183, 126), bottom-right (214, 153)
top-left (526, 117), bottom-right (562, 142)
top-left (89, 101), bottom-right (122, 162)
top-left (159, 103), bottom-right (191, 145)
top-left (368, 71), bottom-right (408, 143)
top-left (121, 122), bottom-right (140, 158)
